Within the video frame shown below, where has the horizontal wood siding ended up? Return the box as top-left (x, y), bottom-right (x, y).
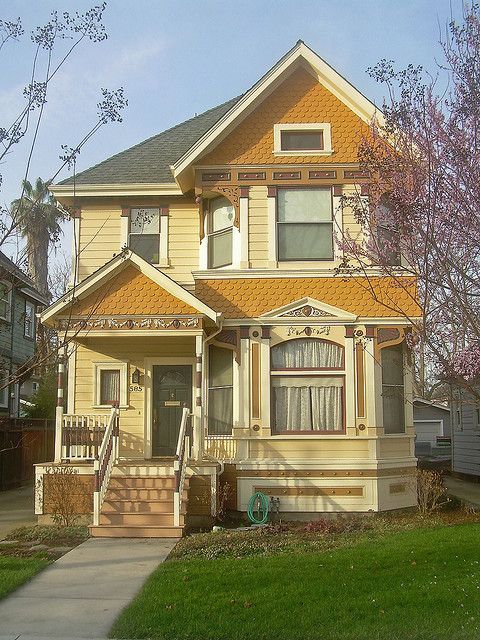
top-left (79, 206), bottom-right (122, 281)
top-left (453, 403), bottom-right (480, 475)
top-left (248, 438), bottom-right (370, 460)
top-left (248, 186), bottom-right (269, 268)
top-left (168, 203), bottom-right (199, 286)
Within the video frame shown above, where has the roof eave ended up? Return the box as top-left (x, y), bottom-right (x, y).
top-left (50, 183), bottom-right (184, 199)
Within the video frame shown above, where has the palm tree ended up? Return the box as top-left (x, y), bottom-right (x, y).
top-left (11, 178), bottom-right (66, 299)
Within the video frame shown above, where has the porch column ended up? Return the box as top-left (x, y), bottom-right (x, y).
top-left (54, 345), bottom-right (66, 462)
top-left (193, 334), bottom-right (204, 461)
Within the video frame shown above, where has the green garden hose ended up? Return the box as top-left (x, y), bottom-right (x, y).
top-left (247, 491), bottom-right (269, 524)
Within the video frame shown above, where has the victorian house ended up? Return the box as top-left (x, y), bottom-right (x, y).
top-left (35, 41), bottom-right (419, 536)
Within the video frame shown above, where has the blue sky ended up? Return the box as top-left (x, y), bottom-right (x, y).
top-left (0, 0), bottom-right (460, 262)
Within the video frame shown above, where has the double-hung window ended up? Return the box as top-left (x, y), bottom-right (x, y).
top-left (208, 197), bottom-right (234, 269)
top-left (381, 344), bottom-right (405, 434)
top-left (0, 282), bottom-right (12, 321)
top-left (0, 370), bottom-right (8, 408)
top-left (94, 362), bottom-right (128, 408)
top-left (129, 208), bottom-right (160, 264)
top-left (208, 345), bottom-right (233, 435)
top-left (277, 188), bottom-right (334, 261)
top-left (24, 300), bottom-right (35, 338)
top-left (375, 200), bottom-right (401, 266)
top-left (271, 338), bottom-right (344, 433)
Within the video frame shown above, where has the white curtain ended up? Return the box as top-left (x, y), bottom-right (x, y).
top-left (272, 377), bottom-right (343, 431)
top-left (100, 370), bottom-right (120, 405)
top-left (271, 339), bottom-right (343, 369)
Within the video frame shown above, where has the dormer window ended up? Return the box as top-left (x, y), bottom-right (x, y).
top-left (208, 197), bottom-right (234, 269)
top-left (129, 208), bottom-right (160, 264)
top-left (274, 123), bottom-right (332, 155)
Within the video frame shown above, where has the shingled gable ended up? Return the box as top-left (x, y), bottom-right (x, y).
top-left (41, 250), bottom-right (220, 324)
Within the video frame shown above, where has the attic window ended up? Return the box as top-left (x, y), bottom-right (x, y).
top-left (274, 123), bottom-right (332, 155)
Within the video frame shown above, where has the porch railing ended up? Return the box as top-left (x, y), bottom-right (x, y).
top-left (93, 405), bottom-right (120, 526)
top-left (205, 434), bottom-right (237, 462)
top-left (173, 406), bottom-right (191, 527)
top-left (61, 414), bottom-right (110, 461)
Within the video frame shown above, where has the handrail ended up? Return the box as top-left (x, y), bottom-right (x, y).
top-left (93, 404), bottom-right (120, 526)
top-left (173, 406), bottom-right (190, 527)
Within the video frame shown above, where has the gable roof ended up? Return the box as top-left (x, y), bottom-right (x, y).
top-left (0, 251), bottom-right (48, 303)
top-left (41, 250), bottom-right (220, 324)
top-left (57, 97), bottom-right (241, 187)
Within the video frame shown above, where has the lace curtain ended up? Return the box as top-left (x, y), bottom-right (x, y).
top-left (100, 369), bottom-right (120, 405)
top-left (271, 339), bottom-right (343, 369)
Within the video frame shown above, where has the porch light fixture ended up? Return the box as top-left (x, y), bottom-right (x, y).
top-left (131, 367), bottom-right (141, 384)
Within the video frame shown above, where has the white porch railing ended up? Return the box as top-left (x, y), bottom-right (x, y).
top-left (93, 406), bottom-right (120, 526)
top-left (205, 434), bottom-right (237, 462)
top-left (61, 414), bottom-right (110, 460)
top-left (173, 407), bottom-right (191, 527)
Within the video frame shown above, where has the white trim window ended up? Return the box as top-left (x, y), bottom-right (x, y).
top-left (0, 282), bottom-right (12, 322)
top-left (129, 208), bottom-right (160, 264)
top-left (0, 369), bottom-right (8, 408)
top-left (93, 362), bottom-right (128, 408)
top-left (277, 188), bottom-right (334, 261)
top-left (273, 123), bottom-right (332, 156)
top-left (207, 197), bottom-right (234, 269)
top-left (24, 300), bottom-right (35, 338)
top-left (208, 345), bottom-right (233, 435)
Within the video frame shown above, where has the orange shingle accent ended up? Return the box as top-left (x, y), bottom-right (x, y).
top-left (200, 67), bottom-right (369, 166)
top-left (195, 277), bottom-right (420, 319)
top-left (68, 265), bottom-right (199, 316)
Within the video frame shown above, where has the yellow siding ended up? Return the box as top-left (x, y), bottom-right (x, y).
top-left (79, 206), bottom-right (122, 281)
top-left (249, 438), bottom-right (370, 460)
top-left (74, 337), bottom-right (195, 458)
top-left (167, 203), bottom-right (199, 286)
top-left (248, 186), bottom-right (269, 268)
top-left (378, 437), bottom-right (413, 459)
top-left (342, 184), bottom-right (363, 247)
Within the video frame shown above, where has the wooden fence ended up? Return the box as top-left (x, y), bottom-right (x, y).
top-left (0, 418), bottom-right (55, 491)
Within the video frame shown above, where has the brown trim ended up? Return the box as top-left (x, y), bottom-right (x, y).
top-left (160, 206), bottom-right (169, 216)
top-left (202, 172), bottom-right (231, 182)
top-left (365, 326), bottom-right (376, 338)
top-left (273, 171), bottom-right (302, 180)
top-left (332, 184), bottom-right (343, 197)
top-left (238, 172), bottom-right (266, 181)
top-left (240, 326), bottom-right (250, 340)
top-left (267, 186), bottom-right (277, 197)
top-left (355, 341), bottom-right (365, 418)
top-left (261, 326), bottom-right (271, 340)
top-left (121, 206), bottom-right (130, 217)
top-left (234, 467), bottom-right (415, 478)
top-left (239, 186), bottom-right (250, 198)
top-left (254, 486), bottom-right (364, 497)
top-left (343, 170), bottom-right (370, 179)
top-left (309, 170), bottom-right (336, 179)
top-left (251, 342), bottom-right (261, 420)
top-left (345, 326), bottom-right (355, 338)
top-left (360, 184), bottom-right (369, 196)
top-left (72, 207), bottom-right (82, 219)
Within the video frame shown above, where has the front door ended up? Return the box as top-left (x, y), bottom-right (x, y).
top-left (152, 365), bottom-right (192, 457)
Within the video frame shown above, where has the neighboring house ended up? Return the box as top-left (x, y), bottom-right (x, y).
top-left (450, 391), bottom-right (480, 478)
top-left (36, 41), bottom-right (420, 536)
top-left (0, 251), bottom-right (47, 416)
top-left (413, 398), bottom-right (451, 458)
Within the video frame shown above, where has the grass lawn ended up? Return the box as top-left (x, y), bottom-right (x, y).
top-left (0, 555), bottom-right (49, 600)
top-left (111, 523), bottom-right (480, 640)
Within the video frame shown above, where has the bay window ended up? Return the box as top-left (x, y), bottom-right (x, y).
top-left (277, 188), bottom-right (334, 261)
top-left (208, 197), bottom-right (234, 269)
top-left (208, 345), bottom-right (233, 435)
top-left (129, 208), bottom-right (160, 263)
top-left (381, 343), bottom-right (405, 434)
top-left (271, 338), bottom-right (344, 433)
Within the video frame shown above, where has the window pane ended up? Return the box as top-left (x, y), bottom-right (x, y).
top-left (278, 223), bottom-right (333, 260)
top-left (208, 387), bottom-right (233, 435)
top-left (129, 234), bottom-right (160, 263)
top-left (0, 300), bottom-right (7, 319)
top-left (271, 339), bottom-right (343, 369)
top-left (130, 208), bottom-right (159, 234)
top-left (278, 189), bottom-right (332, 223)
top-left (377, 226), bottom-right (401, 266)
top-left (272, 376), bottom-right (343, 431)
top-left (383, 385), bottom-right (405, 434)
top-left (208, 229), bottom-right (232, 268)
top-left (25, 302), bottom-right (34, 337)
top-left (210, 197), bottom-right (234, 232)
top-left (100, 370), bottom-right (120, 405)
top-left (209, 346), bottom-right (233, 387)
top-left (281, 130), bottom-right (324, 151)
top-left (381, 344), bottom-right (404, 385)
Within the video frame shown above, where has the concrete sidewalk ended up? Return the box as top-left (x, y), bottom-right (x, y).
top-left (445, 476), bottom-right (480, 508)
top-left (0, 485), bottom-right (36, 539)
top-left (0, 537), bottom-right (178, 639)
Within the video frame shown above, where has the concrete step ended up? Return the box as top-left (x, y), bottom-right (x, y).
top-left (108, 476), bottom-right (177, 489)
top-left (90, 524), bottom-right (183, 538)
top-left (102, 498), bottom-right (185, 514)
top-left (104, 487), bottom-right (187, 501)
top-left (99, 511), bottom-right (183, 526)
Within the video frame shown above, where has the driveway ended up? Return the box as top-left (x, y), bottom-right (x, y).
top-left (0, 484), bottom-right (36, 539)
top-left (444, 476), bottom-right (480, 508)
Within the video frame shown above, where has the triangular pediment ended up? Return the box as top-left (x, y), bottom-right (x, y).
top-left (260, 297), bottom-right (357, 321)
top-left (41, 250), bottom-right (220, 325)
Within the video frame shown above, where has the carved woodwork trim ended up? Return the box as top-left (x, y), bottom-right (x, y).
top-left (213, 328), bottom-right (241, 363)
top-left (55, 316), bottom-right (200, 331)
top-left (280, 304), bottom-right (333, 318)
top-left (238, 171), bottom-right (266, 181)
top-left (211, 185), bottom-right (240, 228)
top-left (254, 486), bottom-right (364, 497)
top-left (273, 171), bottom-right (301, 180)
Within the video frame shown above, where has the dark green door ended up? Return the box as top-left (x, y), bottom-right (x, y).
top-left (152, 365), bottom-right (192, 456)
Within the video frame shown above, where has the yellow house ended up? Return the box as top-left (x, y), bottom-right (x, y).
top-left (36, 41), bottom-right (420, 537)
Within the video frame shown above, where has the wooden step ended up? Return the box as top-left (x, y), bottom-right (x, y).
top-left (104, 487), bottom-right (187, 501)
top-left (90, 524), bottom-right (183, 538)
top-left (102, 499), bottom-right (185, 514)
top-left (108, 476), bottom-right (181, 489)
top-left (99, 512), bottom-right (184, 526)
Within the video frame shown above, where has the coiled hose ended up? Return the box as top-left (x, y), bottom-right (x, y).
top-left (247, 491), bottom-right (269, 524)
